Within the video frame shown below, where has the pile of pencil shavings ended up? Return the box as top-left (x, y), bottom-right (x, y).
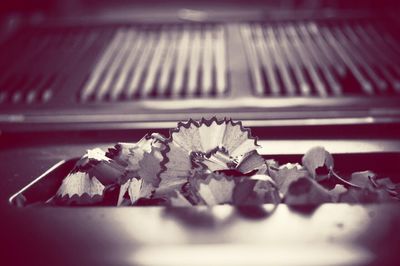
top-left (50, 118), bottom-right (400, 206)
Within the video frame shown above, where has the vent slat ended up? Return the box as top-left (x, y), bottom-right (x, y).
top-left (306, 23), bottom-right (346, 77)
top-left (0, 23), bottom-right (229, 105)
top-left (242, 20), bottom-right (400, 97)
top-left (142, 29), bottom-right (168, 97)
top-left (288, 24), bottom-right (327, 96)
top-left (368, 24), bottom-right (400, 57)
top-left (1, 20), bottom-right (399, 106)
top-left (111, 31), bottom-right (145, 100)
top-left (114, 23), bottom-right (232, 99)
top-left (321, 27), bottom-right (373, 95)
top-left (201, 26), bottom-right (214, 96)
top-left (171, 27), bottom-right (190, 97)
top-left (333, 27), bottom-right (384, 93)
top-left (241, 25), bottom-right (265, 96)
top-left (298, 24), bottom-right (342, 95)
top-left (252, 25), bottom-right (280, 96)
top-left (214, 26), bottom-right (227, 96)
top-left (126, 31), bottom-right (157, 98)
top-left (80, 30), bottom-right (125, 101)
top-left (356, 25), bottom-right (400, 92)
top-left (187, 28), bottom-right (202, 96)
top-left (157, 28), bottom-right (178, 96)
top-left (277, 25), bottom-right (311, 96)
top-left (267, 26), bottom-right (297, 96)
top-left (342, 25), bottom-right (388, 92)
top-left (96, 29), bottom-right (135, 100)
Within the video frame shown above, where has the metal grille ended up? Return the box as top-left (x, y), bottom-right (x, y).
top-left (1, 20), bottom-right (399, 106)
top-left (241, 21), bottom-right (400, 97)
top-left (0, 23), bottom-right (228, 105)
top-left (0, 27), bottom-right (111, 104)
top-left (79, 24), bottom-right (228, 101)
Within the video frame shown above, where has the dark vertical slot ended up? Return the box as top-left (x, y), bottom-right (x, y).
top-left (287, 66), bottom-right (300, 95)
top-left (274, 67), bottom-right (285, 96)
top-left (260, 66), bottom-right (271, 96)
top-left (339, 66), bottom-right (363, 95)
top-left (301, 66), bottom-right (316, 96)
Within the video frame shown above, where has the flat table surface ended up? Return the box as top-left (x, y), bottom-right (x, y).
top-left (1, 136), bottom-right (400, 266)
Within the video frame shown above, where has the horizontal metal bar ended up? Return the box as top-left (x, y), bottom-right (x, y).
top-left (258, 139), bottom-right (400, 155)
top-left (91, 140), bottom-right (400, 155)
top-left (1, 111), bottom-right (400, 130)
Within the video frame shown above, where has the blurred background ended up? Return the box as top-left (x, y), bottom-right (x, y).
top-left (0, 0), bottom-right (399, 134)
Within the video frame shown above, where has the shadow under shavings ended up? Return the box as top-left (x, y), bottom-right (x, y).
top-left (234, 204), bottom-right (278, 220)
top-left (162, 207), bottom-right (222, 229)
top-left (288, 205), bottom-right (320, 216)
top-left (162, 204), bottom-right (279, 229)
